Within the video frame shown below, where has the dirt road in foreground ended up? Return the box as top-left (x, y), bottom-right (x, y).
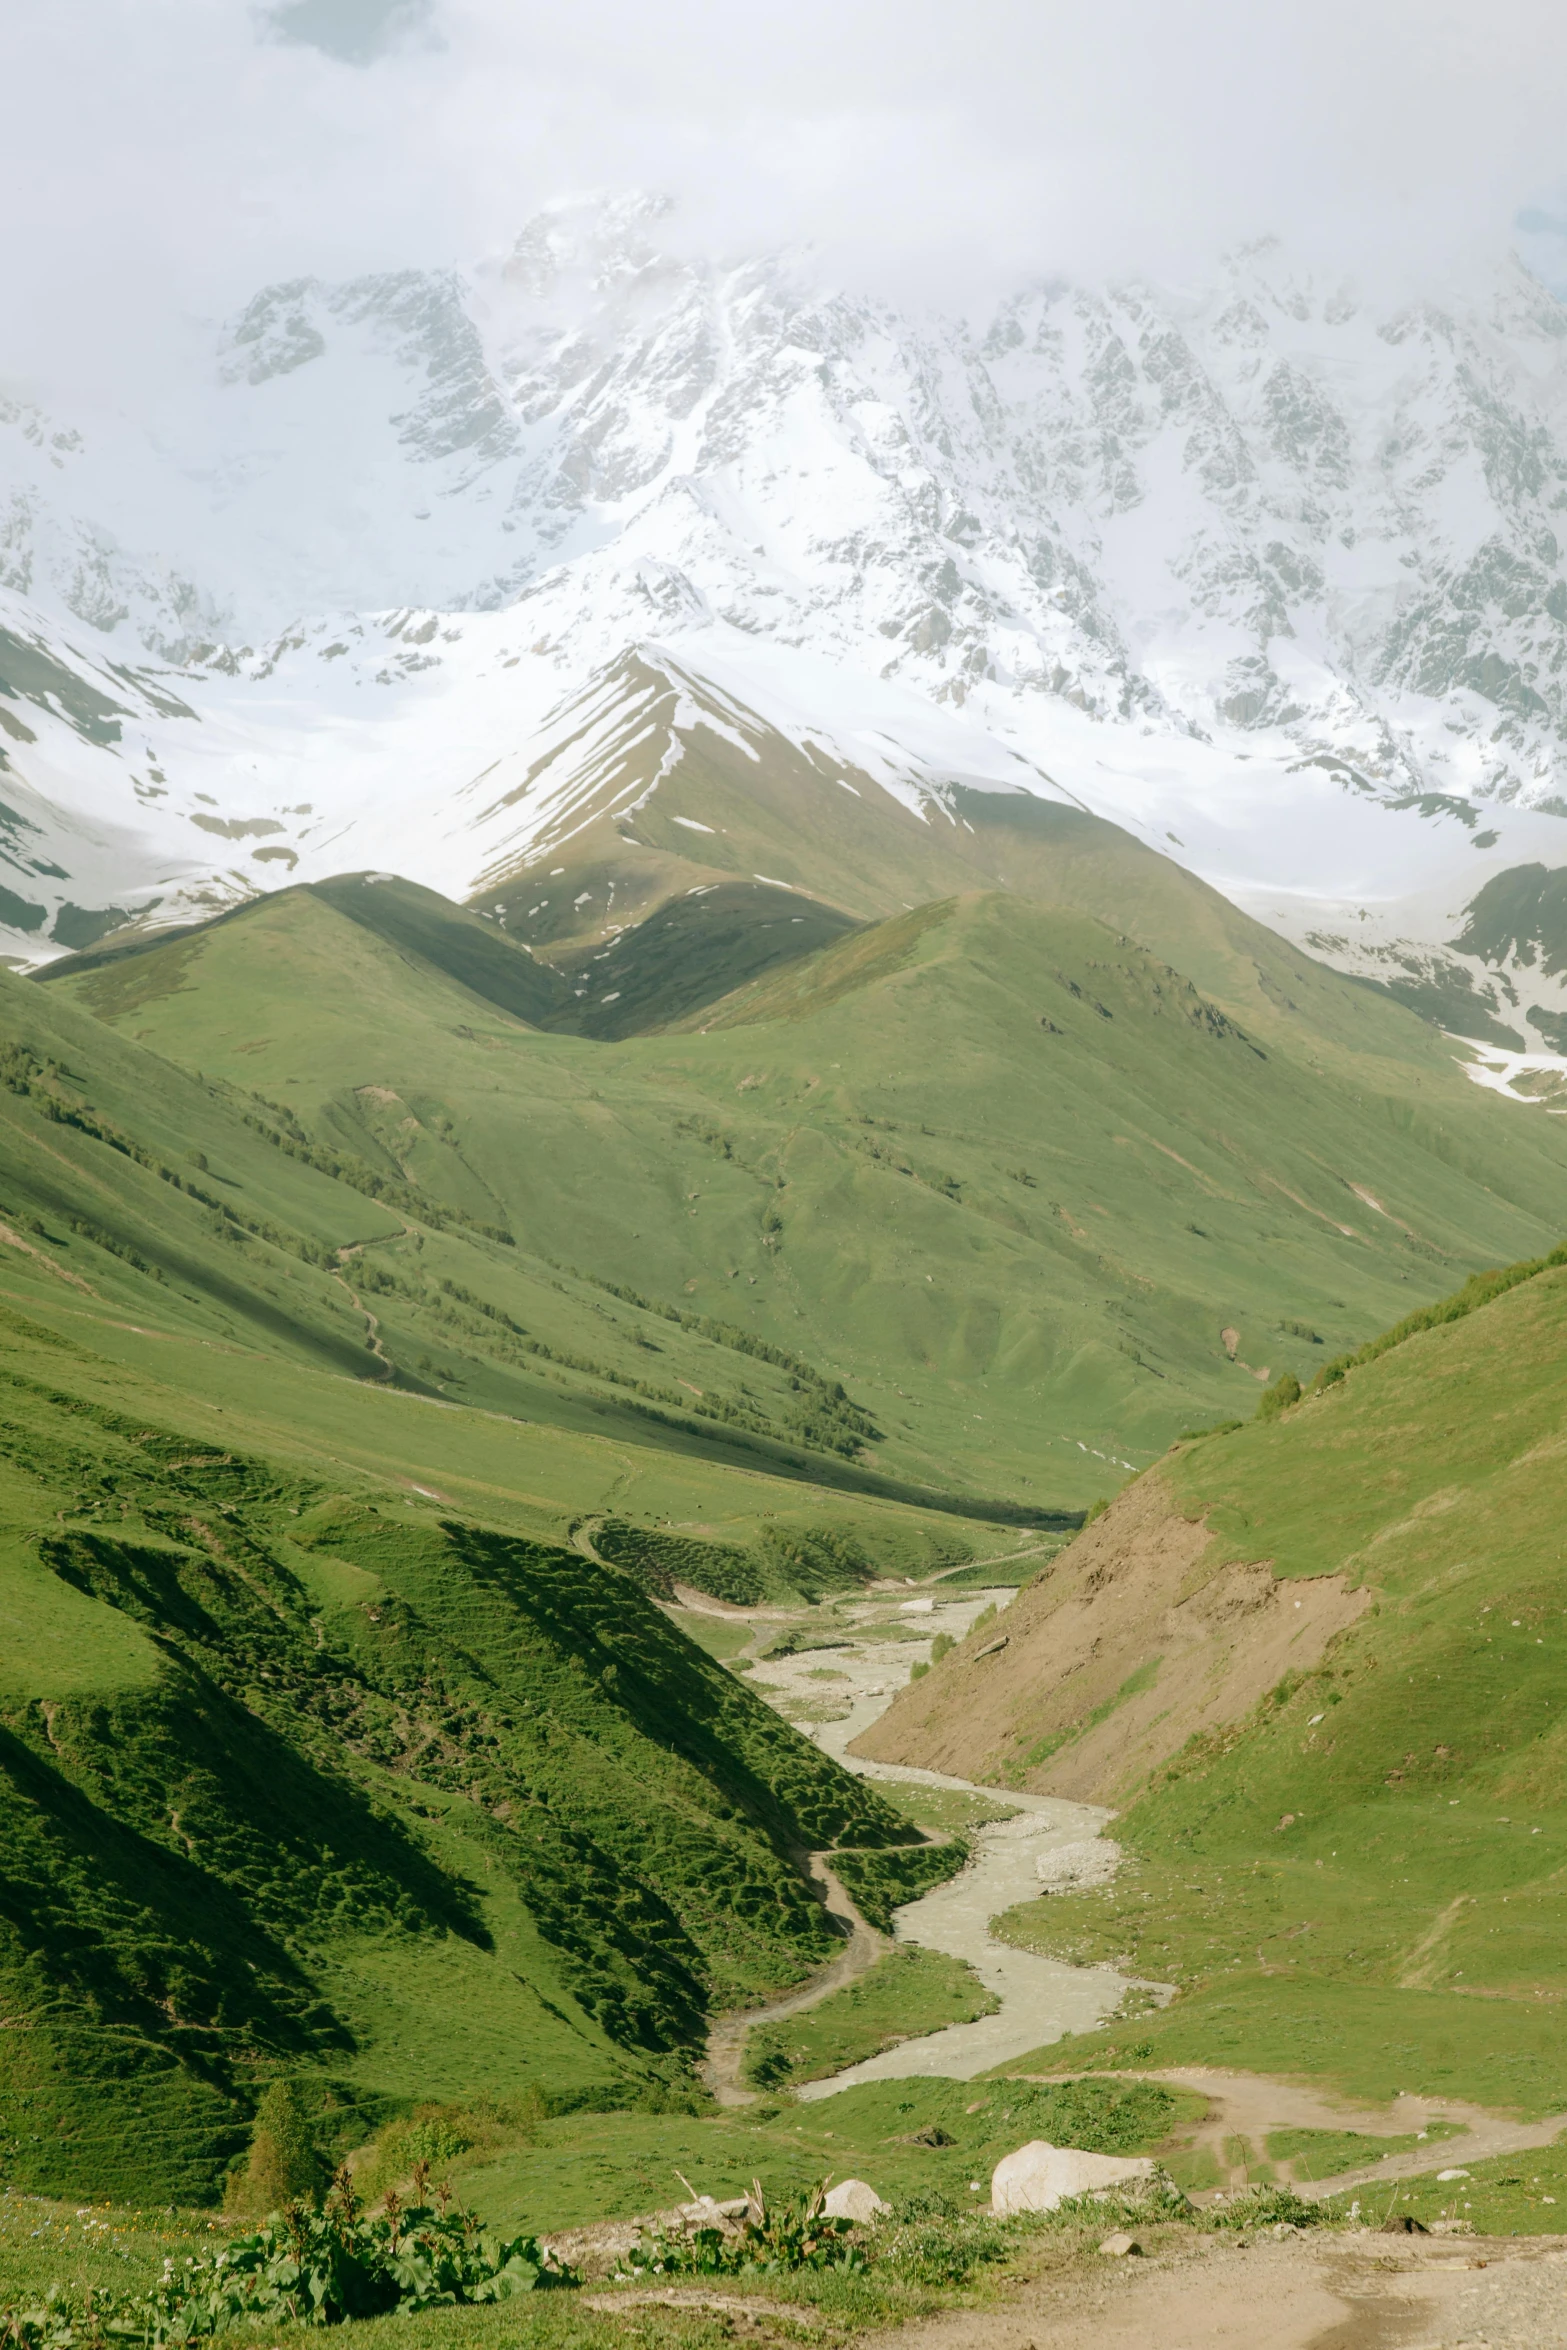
top-left (876, 2232), bottom-right (1567, 2350)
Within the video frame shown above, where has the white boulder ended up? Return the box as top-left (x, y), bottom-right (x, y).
top-left (990, 2141), bottom-right (1155, 2215)
top-left (823, 2179), bottom-right (889, 2222)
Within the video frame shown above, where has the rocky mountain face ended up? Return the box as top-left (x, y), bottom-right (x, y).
top-left (5, 196), bottom-right (1567, 1053)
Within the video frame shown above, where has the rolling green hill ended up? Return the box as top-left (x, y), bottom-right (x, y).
top-left (0, 944), bottom-right (1019, 2203)
top-left (874, 1251), bottom-right (1567, 2113)
top-left (40, 874), bottom-right (1567, 1498)
top-left (0, 1308), bottom-right (950, 2205)
top-left (16, 790), bottom-right (1567, 2204)
top-left (0, 941), bottom-right (1026, 1532)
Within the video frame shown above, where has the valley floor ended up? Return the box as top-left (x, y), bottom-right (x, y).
top-left (14, 1562), bottom-right (1567, 2350)
top-left (869, 2229), bottom-right (1567, 2350)
top-left (740, 1589), bottom-right (1142, 2086)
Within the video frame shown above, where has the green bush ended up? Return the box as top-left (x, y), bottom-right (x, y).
top-left (1256, 1372), bottom-right (1301, 1421)
top-left (1202, 2183), bottom-right (1325, 2231)
top-left (358, 2095), bottom-right (545, 2199)
top-left (593, 1519), bottom-right (764, 1606)
top-left (877, 2204), bottom-right (1023, 2286)
top-left (225, 2082), bottom-right (330, 2219)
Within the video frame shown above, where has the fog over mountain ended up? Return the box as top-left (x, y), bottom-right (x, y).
top-left (4, 1), bottom-right (1567, 1055)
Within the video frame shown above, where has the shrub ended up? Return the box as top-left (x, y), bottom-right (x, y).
top-left (1257, 1372), bottom-right (1301, 1421)
top-left (876, 2206), bottom-right (1018, 2286)
top-left (828, 1839), bottom-right (970, 1932)
top-left (617, 2179), bottom-right (866, 2279)
top-left (225, 2081), bottom-right (330, 2219)
top-left (358, 2095), bottom-right (543, 2199)
top-left (2, 2171), bottom-right (574, 2342)
top-left (1203, 2183), bottom-right (1326, 2231)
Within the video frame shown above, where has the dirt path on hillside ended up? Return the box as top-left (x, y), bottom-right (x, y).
top-left (700, 1854), bottom-right (885, 2106)
top-left (333, 1233), bottom-right (409, 1382)
top-left (331, 1271), bottom-right (395, 1379)
top-left (870, 2232), bottom-right (1567, 2350)
top-left (1009, 2065), bottom-right (1567, 2199)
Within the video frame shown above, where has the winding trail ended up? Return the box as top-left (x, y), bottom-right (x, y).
top-left (701, 1854), bottom-right (885, 2107)
top-left (334, 1234), bottom-right (406, 1382)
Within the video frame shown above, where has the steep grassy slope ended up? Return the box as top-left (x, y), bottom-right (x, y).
top-left (0, 1311), bottom-right (931, 2205)
top-left (44, 881), bottom-right (1567, 1499)
top-left (869, 1254), bottom-right (1567, 2112)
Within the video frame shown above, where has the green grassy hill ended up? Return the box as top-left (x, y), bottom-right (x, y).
top-left (17, 798), bottom-right (1567, 2199)
top-left (0, 954), bottom-right (1028, 2204)
top-left (880, 1252), bottom-right (1567, 2113)
top-left (41, 878), bottom-right (1567, 1498)
top-left (0, 1310), bottom-right (942, 2205)
top-left (0, 942), bottom-right (1024, 1536)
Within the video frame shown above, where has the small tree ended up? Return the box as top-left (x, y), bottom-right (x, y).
top-left (226, 2079), bottom-right (330, 2217)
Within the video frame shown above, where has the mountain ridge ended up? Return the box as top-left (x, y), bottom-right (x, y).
top-left (6, 208), bottom-right (1567, 1058)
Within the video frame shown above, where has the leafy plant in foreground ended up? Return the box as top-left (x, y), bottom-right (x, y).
top-left (0, 2168), bottom-right (574, 2344)
top-left (616, 2179), bottom-right (866, 2279)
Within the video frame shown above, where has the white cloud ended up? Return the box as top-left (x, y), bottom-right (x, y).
top-left (3, 0), bottom-right (1565, 398)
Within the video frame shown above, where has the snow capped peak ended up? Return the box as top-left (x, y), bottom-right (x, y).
top-left (4, 206), bottom-right (1567, 1009)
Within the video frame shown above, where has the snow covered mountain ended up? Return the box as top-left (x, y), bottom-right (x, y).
top-left (7, 194), bottom-right (1567, 1054)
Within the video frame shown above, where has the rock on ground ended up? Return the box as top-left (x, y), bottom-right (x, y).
top-left (824, 2179), bottom-right (889, 2221)
top-left (991, 2140), bottom-right (1154, 2214)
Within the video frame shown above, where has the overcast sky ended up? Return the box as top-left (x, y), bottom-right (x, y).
top-left (6, 0), bottom-right (1567, 395)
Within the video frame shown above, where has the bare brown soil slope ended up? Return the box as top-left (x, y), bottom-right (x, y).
top-left (852, 1469), bottom-right (1368, 1803)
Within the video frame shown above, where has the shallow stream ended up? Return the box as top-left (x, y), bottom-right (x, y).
top-left (743, 1585), bottom-right (1139, 2094)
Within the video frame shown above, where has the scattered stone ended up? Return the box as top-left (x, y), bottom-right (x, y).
top-left (1034, 1838), bottom-right (1120, 1893)
top-left (823, 2179), bottom-right (888, 2222)
top-left (991, 2141), bottom-right (1155, 2215)
top-left (1098, 2231), bottom-right (1142, 2257)
top-left (909, 2126), bottom-right (956, 2147)
top-left (1436, 2168), bottom-right (1471, 2182)
top-left (974, 1636), bottom-right (1009, 1659)
top-left (1379, 2214), bottom-right (1430, 2234)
